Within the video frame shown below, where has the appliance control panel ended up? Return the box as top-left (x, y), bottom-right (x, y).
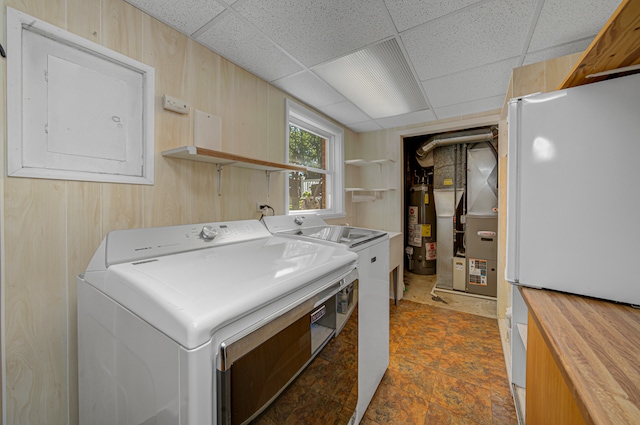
top-left (96, 220), bottom-right (272, 268)
top-left (261, 214), bottom-right (328, 233)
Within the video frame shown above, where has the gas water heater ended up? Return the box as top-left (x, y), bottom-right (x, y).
top-left (407, 183), bottom-right (437, 275)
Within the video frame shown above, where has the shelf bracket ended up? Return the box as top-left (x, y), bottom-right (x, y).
top-left (216, 164), bottom-right (224, 196)
top-left (266, 171), bottom-right (271, 201)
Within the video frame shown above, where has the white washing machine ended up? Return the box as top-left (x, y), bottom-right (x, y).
top-left (78, 219), bottom-right (359, 425)
top-left (261, 214), bottom-right (389, 424)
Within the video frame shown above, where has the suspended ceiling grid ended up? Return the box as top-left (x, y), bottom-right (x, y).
top-left (126, 0), bottom-right (621, 133)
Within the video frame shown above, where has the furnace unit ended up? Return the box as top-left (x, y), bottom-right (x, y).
top-left (465, 145), bottom-right (498, 297)
top-left (465, 216), bottom-right (497, 297)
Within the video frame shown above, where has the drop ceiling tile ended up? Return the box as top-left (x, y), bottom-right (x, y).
top-left (272, 71), bottom-right (346, 108)
top-left (423, 58), bottom-right (518, 108)
top-left (402, 0), bottom-right (538, 80)
top-left (528, 0), bottom-right (620, 52)
top-left (523, 38), bottom-right (592, 66)
top-left (434, 95), bottom-right (504, 120)
top-left (384, 0), bottom-right (482, 32)
top-left (318, 101), bottom-right (371, 125)
top-left (376, 109), bottom-right (437, 129)
top-left (347, 121), bottom-right (384, 133)
top-left (235, 0), bottom-right (395, 67)
top-left (196, 12), bottom-right (303, 82)
top-left (314, 39), bottom-right (427, 119)
top-left (125, 0), bottom-right (225, 36)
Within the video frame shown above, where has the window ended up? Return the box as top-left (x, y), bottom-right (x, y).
top-left (286, 100), bottom-right (344, 218)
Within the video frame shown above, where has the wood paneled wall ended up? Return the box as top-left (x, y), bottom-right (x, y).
top-left (0, 1), bottom-right (357, 423)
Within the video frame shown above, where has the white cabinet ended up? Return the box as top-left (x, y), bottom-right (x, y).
top-left (510, 285), bottom-right (528, 424)
top-left (355, 239), bottom-right (390, 423)
top-left (345, 159), bottom-right (395, 202)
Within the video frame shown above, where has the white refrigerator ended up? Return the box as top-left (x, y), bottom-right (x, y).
top-left (506, 72), bottom-right (640, 306)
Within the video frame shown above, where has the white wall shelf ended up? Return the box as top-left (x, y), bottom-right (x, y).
top-left (345, 188), bottom-right (394, 202)
top-left (163, 146), bottom-right (306, 195)
top-left (344, 159), bottom-right (395, 167)
top-left (511, 285), bottom-right (528, 424)
top-left (163, 146), bottom-right (305, 172)
top-left (516, 323), bottom-right (528, 350)
top-left (345, 159), bottom-right (396, 201)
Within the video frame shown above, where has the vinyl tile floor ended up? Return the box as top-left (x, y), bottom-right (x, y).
top-left (361, 274), bottom-right (517, 425)
top-left (402, 272), bottom-right (498, 319)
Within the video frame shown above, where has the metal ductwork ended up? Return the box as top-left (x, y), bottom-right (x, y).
top-left (416, 127), bottom-right (497, 167)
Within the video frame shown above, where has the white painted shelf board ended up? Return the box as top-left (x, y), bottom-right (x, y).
top-left (345, 158), bottom-right (395, 166)
top-left (513, 384), bottom-right (526, 424)
top-left (345, 159), bottom-right (369, 166)
top-left (371, 159), bottom-right (395, 165)
top-left (311, 324), bottom-right (334, 355)
top-left (345, 158), bottom-right (396, 198)
top-left (350, 192), bottom-right (378, 202)
top-left (162, 146), bottom-right (306, 173)
top-left (345, 187), bottom-right (394, 192)
top-left (517, 323), bottom-right (528, 350)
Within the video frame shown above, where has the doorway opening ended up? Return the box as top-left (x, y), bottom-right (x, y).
top-left (402, 126), bottom-right (499, 300)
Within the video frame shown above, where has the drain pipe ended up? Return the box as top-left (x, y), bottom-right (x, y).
top-left (462, 143), bottom-right (468, 216)
top-left (453, 143), bottom-right (458, 247)
top-left (462, 143), bottom-right (468, 250)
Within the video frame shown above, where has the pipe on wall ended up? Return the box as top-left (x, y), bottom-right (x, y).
top-left (416, 127), bottom-right (497, 167)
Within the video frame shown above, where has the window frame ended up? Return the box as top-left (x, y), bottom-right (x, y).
top-left (285, 99), bottom-right (345, 218)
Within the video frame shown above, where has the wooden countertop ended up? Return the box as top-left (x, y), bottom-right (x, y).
top-left (520, 287), bottom-right (640, 425)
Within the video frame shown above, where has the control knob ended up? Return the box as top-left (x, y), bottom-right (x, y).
top-left (200, 225), bottom-right (218, 241)
top-left (294, 216), bottom-right (305, 225)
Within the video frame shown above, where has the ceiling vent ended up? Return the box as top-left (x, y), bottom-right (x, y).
top-left (314, 39), bottom-right (428, 119)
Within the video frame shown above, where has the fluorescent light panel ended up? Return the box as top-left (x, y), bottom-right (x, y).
top-left (314, 39), bottom-right (428, 119)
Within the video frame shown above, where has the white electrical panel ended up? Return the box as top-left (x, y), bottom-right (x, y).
top-left (6, 7), bottom-right (155, 185)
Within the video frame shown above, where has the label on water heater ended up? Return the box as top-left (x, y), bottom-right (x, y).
top-left (408, 223), bottom-right (422, 246)
top-left (408, 206), bottom-right (418, 224)
top-left (425, 242), bottom-right (436, 260)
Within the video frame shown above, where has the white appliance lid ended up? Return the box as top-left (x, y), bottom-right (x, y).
top-left (82, 226), bottom-right (357, 349)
